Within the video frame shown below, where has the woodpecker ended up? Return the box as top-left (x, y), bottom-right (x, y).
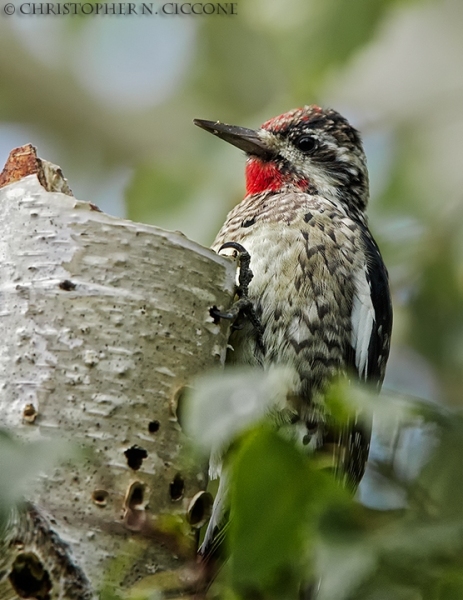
top-left (194, 106), bottom-right (392, 558)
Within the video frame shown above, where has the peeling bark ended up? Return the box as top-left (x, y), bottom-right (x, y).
top-left (0, 146), bottom-right (236, 599)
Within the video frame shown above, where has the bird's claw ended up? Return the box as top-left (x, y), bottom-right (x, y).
top-left (212, 242), bottom-right (264, 353)
top-left (209, 306), bottom-right (234, 322)
top-left (209, 298), bottom-right (252, 323)
top-left (218, 242), bottom-right (253, 297)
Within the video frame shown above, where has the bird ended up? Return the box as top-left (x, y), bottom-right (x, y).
top-left (193, 105), bottom-right (393, 561)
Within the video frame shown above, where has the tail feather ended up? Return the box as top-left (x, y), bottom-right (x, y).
top-left (199, 471), bottom-right (229, 559)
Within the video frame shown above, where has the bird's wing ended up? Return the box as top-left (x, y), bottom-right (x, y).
top-left (350, 229), bottom-right (392, 386)
top-left (339, 229), bottom-right (392, 488)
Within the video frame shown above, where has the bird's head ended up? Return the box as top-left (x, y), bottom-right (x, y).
top-left (194, 105), bottom-right (369, 214)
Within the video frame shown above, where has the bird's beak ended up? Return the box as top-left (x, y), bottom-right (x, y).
top-left (193, 119), bottom-right (274, 160)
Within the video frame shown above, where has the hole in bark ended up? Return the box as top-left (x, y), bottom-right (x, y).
top-left (148, 420), bottom-right (160, 433)
top-left (123, 482), bottom-right (147, 531)
top-left (9, 552), bottom-right (52, 600)
top-left (169, 473), bottom-right (185, 502)
top-left (187, 491), bottom-right (213, 528)
top-left (126, 481), bottom-right (145, 509)
top-left (58, 279), bottom-right (76, 291)
top-left (124, 445), bottom-right (148, 470)
top-left (22, 404), bottom-right (37, 423)
top-left (91, 489), bottom-right (109, 507)
top-left (170, 385), bottom-right (190, 429)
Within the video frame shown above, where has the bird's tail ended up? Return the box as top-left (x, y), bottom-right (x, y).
top-left (198, 470), bottom-right (229, 558)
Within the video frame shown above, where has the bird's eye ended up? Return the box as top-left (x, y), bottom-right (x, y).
top-left (295, 135), bottom-right (317, 153)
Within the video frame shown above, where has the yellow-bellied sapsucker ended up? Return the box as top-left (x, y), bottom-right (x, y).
top-left (194, 105), bottom-right (393, 557)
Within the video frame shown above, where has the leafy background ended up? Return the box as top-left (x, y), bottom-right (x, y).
top-left (1, 0), bottom-right (463, 597)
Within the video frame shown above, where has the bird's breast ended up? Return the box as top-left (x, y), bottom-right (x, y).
top-left (214, 205), bottom-right (366, 406)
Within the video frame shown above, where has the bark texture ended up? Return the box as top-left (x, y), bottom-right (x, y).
top-left (0, 146), bottom-right (236, 599)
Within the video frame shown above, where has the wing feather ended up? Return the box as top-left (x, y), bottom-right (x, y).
top-left (342, 229), bottom-right (392, 488)
top-left (349, 230), bottom-right (392, 386)
top-left (351, 265), bottom-right (375, 380)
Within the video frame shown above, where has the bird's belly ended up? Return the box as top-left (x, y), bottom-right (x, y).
top-left (226, 223), bottom-right (355, 406)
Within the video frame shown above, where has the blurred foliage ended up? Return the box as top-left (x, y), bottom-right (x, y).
top-left (186, 373), bottom-right (463, 600)
top-left (0, 431), bottom-right (73, 527)
top-left (228, 428), bottom-right (338, 598)
top-left (125, 162), bottom-right (194, 224)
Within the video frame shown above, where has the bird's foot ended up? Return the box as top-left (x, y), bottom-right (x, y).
top-left (219, 241), bottom-right (253, 297)
top-left (211, 242), bottom-right (264, 352)
top-left (209, 297), bottom-right (252, 323)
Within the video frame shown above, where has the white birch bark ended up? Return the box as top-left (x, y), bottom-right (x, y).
top-left (0, 151), bottom-right (236, 600)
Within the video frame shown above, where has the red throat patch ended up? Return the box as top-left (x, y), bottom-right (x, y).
top-left (245, 157), bottom-right (309, 196)
top-left (245, 158), bottom-right (283, 195)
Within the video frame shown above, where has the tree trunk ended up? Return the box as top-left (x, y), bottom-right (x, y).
top-left (0, 146), bottom-right (236, 599)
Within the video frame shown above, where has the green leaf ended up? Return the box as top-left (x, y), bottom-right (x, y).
top-left (185, 366), bottom-right (296, 455)
top-left (228, 427), bottom-right (339, 594)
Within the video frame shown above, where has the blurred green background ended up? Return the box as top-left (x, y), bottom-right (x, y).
top-left (2, 0), bottom-right (462, 501)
